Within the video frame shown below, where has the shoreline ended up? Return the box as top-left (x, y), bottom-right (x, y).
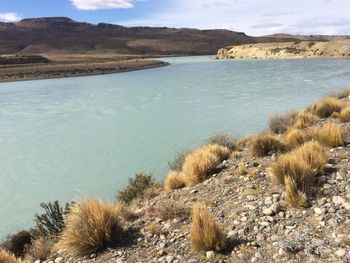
top-left (0, 59), bottom-right (169, 83)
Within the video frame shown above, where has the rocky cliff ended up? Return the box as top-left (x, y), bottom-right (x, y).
top-left (217, 40), bottom-right (350, 59)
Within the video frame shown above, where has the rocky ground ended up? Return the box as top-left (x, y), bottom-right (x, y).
top-left (44, 101), bottom-right (350, 263)
top-left (217, 40), bottom-right (350, 59)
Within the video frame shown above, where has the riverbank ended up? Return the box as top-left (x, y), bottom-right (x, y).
top-left (217, 40), bottom-right (350, 59)
top-left (1, 87), bottom-right (350, 263)
top-left (0, 55), bottom-right (169, 82)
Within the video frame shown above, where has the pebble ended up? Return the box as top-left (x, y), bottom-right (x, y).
top-left (206, 251), bottom-right (215, 259)
top-left (166, 255), bottom-right (175, 263)
top-left (54, 257), bottom-right (63, 263)
top-left (332, 196), bottom-right (344, 205)
top-left (255, 252), bottom-right (262, 259)
top-left (314, 207), bottom-right (323, 215)
top-left (191, 189), bottom-right (198, 194)
top-left (343, 202), bottom-right (350, 210)
top-left (335, 248), bottom-right (346, 257)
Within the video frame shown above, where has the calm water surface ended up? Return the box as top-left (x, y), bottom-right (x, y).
top-left (1, 56), bottom-right (350, 238)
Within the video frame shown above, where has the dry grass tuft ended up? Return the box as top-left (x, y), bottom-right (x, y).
top-left (190, 203), bottom-right (226, 252)
top-left (311, 97), bottom-right (343, 118)
top-left (182, 144), bottom-right (230, 186)
top-left (0, 250), bottom-right (21, 263)
top-left (318, 122), bottom-right (344, 147)
top-left (164, 171), bottom-right (186, 190)
top-left (268, 111), bottom-right (297, 134)
top-left (115, 203), bottom-right (137, 221)
top-left (293, 111), bottom-right (318, 129)
top-left (339, 105), bottom-right (350, 122)
top-left (270, 141), bottom-right (327, 207)
top-left (293, 141), bottom-right (328, 176)
top-left (284, 128), bottom-right (306, 149)
top-left (249, 134), bottom-right (287, 157)
top-left (205, 133), bottom-right (235, 149)
top-left (235, 164), bottom-right (248, 175)
top-left (57, 198), bottom-right (123, 256)
top-left (25, 237), bottom-right (55, 262)
top-left (335, 87), bottom-right (350, 99)
top-left (284, 176), bottom-right (309, 208)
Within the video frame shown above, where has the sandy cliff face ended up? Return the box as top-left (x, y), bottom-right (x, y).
top-left (217, 40), bottom-right (350, 59)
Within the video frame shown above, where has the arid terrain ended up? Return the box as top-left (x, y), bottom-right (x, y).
top-left (217, 40), bottom-right (350, 59)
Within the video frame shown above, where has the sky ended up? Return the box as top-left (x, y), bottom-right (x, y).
top-left (0, 0), bottom-right (349, 36)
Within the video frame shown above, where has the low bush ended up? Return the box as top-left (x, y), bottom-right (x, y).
top-left (164, 171), bottom-right (186, 190)
top-left (182, 144), bottom-right (230, 185)
top-left (335, 87), bottom-right (350, 99)
top-left (0, 250), bottom-right (21, 263)
top-left (57, 198), bottom-right (123, 256)
top-left (293, 111), bottom-right (318, 129)
top-left (24, 237), bottom-right (54, 262)
top-left (167, 150), bottom-right (190, 172)
top-left (204, 133), bottom-right (235, 150)
top-left (270, 141), bottom-right (327, 207)
top-left (268, 111), bottom-right (297, 134)
top-left (284, 128), bottom-right (306, 149)
top-left (249, 134), bottom-right (287, 157)
top-left (117, 173), bottom-right (159, 204)
top-left (304, 123), bottom-right (344, 147)
top-left (1, 230), bottom-right (33, 257)
top-left (115, 203), bottom-right (137, 221)
top-left (311, 97), bottom-right (343, 118)
top-left (235, 164), bottom-right (248, 176)
top-left (339, 106), bottom-right (350, 122)
top-left (190, 203), bottom-right (226, 252)
top-left (34, 201), bottom-right (69, 237)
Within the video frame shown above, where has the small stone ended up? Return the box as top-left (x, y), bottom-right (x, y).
top-left (262, 208), bottom-right (274, 216)
top-left (332, 196), bottom-right (344, 205)
top-left (54, 258), bottom-right (63, 263)
top-left (206, 251), bottom-right (215, 259)
top-left (90, 253), bottom-right (96, 259)
top-left (191, 189), bottom-right (198, 194)
top-left (342, 202), bottom-right (350, 211)
top-left (166, 255), bottom-right (175, 263)
top-left (335, 248), bottom-right (346, 257)
top-left (34, 261), bottom-right (41, 263)
top-left (163, 222), bottom-right (171, 229)
top-left (255, 252), bottom-right (262, 259)
top-left (314, 207), bottom-right (323, 215)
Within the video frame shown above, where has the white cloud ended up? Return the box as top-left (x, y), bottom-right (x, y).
top-left (0, 12), bottom-right (21, 22)
top-left (119, 0), bottom-right (350, 36)
top-left (70, 0), bottom-right (133, 10)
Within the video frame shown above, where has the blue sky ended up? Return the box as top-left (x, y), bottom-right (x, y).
top-left (0, 0), bottom-right (349, 36)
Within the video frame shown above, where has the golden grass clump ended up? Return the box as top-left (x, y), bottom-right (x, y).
top-left (284, 128), bottom-right (306, 149)
top-left (24, 237), bottom-right (55, 262)
top-left (318, 122), bottom-right (344, 147)
top-left (57, 198), bottom-right (122, 256)
top-left (293, 141), bottom-right (328, 176)
top-left (236, 164), bottom-right (248, 175)
top-left (284, 176), bottom-right (309, 208)
top-left (249, 134), bottom-right (287, 157)
top-left (182, 144), bottom-right (230, 186)
top-left (164, 171), bottom-right (186, 190)
top-left (339, 106), bottom-right (350, 122)
top-left (311, 97), bottom-right (343, 118)
top-left (190, 203), bottom-right (226, 252)
top-left (335, 87), bottom-right (350, 99)
top-left (0, 250), bottom-right (21, 263)
top-left (270, 141), bottom-right (327, 207)
top-left (293, 111), bottom-right (318, 129)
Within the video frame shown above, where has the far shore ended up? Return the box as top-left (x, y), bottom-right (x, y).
top-left (0, 56), bottom-right (170, 83)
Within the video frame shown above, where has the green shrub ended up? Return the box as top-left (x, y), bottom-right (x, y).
top-left (117, 173), bottom-right (159, 204)
top-left (168, 150), bottom-right (190, 172)
top-left (34, 201), bottom-right (70, 237)
top-left (204, 133), bottom-right (236, 149)
top-left (1, 230), bottom-right (33, 257)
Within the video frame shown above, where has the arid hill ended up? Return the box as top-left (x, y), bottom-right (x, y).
top-left (217, 40), bottom-right (350, 59)
top-left (0, 17), bottom-right (297, 56)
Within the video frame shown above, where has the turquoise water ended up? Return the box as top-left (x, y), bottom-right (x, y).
top-left (1, 56), bottom-right (350, 238)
